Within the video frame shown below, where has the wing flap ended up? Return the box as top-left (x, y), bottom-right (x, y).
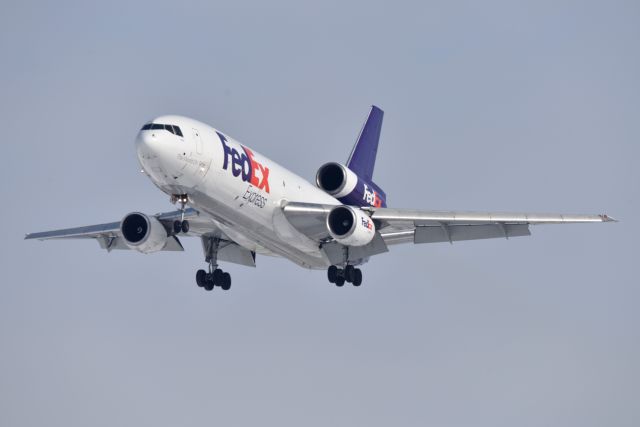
top-left (414, 223), bottom-right (530, 244)
top-left (322, 232), bottom-right (388, 265)
top-left (218, 241), bottom-right (256, 267)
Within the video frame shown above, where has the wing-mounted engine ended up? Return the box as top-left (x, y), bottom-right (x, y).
top-left (316, 162), bottom-right (386, 208)
top-left (120, 212), bottom-right (169, 253)
top-left (326, 205), bottom-right (376, 246)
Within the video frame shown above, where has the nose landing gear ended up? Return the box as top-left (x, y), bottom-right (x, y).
top-left (171, 194), bottom-right (190, 234)
top-left (173, 220), bottom-right (190, 234)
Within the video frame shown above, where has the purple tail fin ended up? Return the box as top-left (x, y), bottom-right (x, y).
top-left (347, 105), bottom-right (384, 182)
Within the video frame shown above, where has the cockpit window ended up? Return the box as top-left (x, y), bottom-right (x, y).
top-left (140, 123), bottom-right (183, 137)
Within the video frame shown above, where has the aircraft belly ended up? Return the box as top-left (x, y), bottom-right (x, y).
top-left (189, 189), bottom-right (331, 270)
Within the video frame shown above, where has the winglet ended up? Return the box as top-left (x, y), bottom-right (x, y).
top-left (346, 105), bottom-right (384, 182)
top-left (600, 214), bottom-right (618, 222)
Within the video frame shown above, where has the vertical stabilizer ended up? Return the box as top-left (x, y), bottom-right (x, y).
top-left (346, 105), bottom-right (384, 182)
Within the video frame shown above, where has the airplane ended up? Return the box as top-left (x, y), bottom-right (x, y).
top-left (26, 106), bottom-right (615, 291)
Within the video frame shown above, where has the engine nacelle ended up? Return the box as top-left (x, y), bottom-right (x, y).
top-left (316, 162), bottom-right (359, 197)
top-left (326, 205), bottom-right (376, 247)
top-left (120, 212), bottom-right (168, 253)
top-left (316, 162), bottom-right (386, 208)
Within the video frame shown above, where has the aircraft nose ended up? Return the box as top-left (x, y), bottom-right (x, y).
top-left (136, 129), bottom-right (156, 156)
top-left (135, 127), bottom-right (178, 175)
top-left (136, 129), bottom-right (172, 160)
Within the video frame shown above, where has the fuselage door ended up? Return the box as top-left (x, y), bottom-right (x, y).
top-left (192, 128), bottom-right (203, 154)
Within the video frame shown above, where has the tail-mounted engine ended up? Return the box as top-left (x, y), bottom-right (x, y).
top-left (316, 162), bottom-right (386, 208)
top-left (120, 212), bottom-right (169, 253)
top-left (326, 205), bottom-right (376, 246)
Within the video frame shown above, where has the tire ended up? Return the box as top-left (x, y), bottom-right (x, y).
top-left (204, 273), bottom-right (214, 291)
top-left (213, 269), bottom-right (223, 285)
top-left (344, 265), bottom-right (355, 283)
top-left (335, 276), bottom-right (345, 287)
top-left (196, 269), bottom-right (206, 287)
top-left (203, 273), bottom-right (214, 291)
top-left (352, 269), bottom-right (362, 287)
top-left (327, 266), bottom-right (338, 283)
top-left (181, 220), bottom-right (190, 233)
top-left (221, 272), bottom-right (231, 291)
top-left (173, 220), bottom-right (182, 234)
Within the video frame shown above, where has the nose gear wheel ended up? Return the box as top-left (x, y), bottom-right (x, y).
top-left (171, 194), bottom-right (190, 234)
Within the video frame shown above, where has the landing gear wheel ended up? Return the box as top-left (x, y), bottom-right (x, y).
top-left (335, 275), bottom-right (345, 287)
top-left (181, 220), bottom-right (190, 233)
top-left (327, 265), bottom-right (338, 283)
top-left (173, 220), bottom-right (182, 234)
top-left (344, 265), bottom-right (356, 283)
top-left (204, 273), bottom-right (214, 291)
top-left (213, 268), bottom-right (223, 285)
top-left (352, 269), bottom-right (362, 287)
top-left (200, 236), bottom-right (227, 293)
top-left (221, 272), bottom-right (231, 290)
top-left (196, 269), bottom-right (206, 287)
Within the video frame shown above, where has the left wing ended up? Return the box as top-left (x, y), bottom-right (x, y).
top-left (283, 201), bottom-right (615, 250)
top-left (371, 207), bottom-right (614, 245)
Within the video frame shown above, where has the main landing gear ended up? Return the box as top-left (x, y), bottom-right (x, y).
top-left (327, 245), bottom-right (363, 287)
top-left (327, 265), bottom-right (363, 287)
top-left (196, 268), bottom-right (231, 291)
top-left (171, 194), bottom-right (190, 234)
top-left (196, 236), bottom-right (232, 292)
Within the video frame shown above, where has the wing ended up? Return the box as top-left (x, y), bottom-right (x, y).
top-left (26, 209), bottom-right (221, 251)
top-left (371, 208), bottom-right (614, 245)
top-left (25, 208), bottom-right (258, 266)
top-left (283, 202), bottom-right (615, 248)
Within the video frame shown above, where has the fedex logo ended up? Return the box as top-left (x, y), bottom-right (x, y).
top-left (218, 132), bottom-right (270, 193)
top-left (361, 217), bottom-right (373, 230)
top-left (363, 184), bottom-right (383, 208)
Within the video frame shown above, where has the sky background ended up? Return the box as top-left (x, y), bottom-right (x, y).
top-left (1, 1), bottom-right (638, 426)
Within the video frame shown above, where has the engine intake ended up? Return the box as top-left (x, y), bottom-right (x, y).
top-left (120, 212), bottom-right (168, 253)
top-left (316, 162), bottom-right (386, 208)
top-left (316, 162), bottom-right (358, 198)
top-left (326, 205), bottom-right (376, 247)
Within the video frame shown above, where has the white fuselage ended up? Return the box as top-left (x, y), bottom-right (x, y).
top-left (135, 115), bottom-right (340, 269)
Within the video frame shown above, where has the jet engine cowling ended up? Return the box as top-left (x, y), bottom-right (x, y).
top-left (316, 162), bottom-right (387, 208)
top-left (326, 205), bottom-right (376, 247)
top-left (120, 212), bottom-right (168, 253)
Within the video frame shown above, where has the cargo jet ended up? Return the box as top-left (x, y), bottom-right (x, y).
top-left (26, 106), bottom-right (615, 291)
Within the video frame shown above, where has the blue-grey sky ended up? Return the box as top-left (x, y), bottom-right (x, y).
top-left (1, 1), bottom-right (638, 426)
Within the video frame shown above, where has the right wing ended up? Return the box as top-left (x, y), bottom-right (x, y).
top-left (25, 208), bottom-right (214, 251)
